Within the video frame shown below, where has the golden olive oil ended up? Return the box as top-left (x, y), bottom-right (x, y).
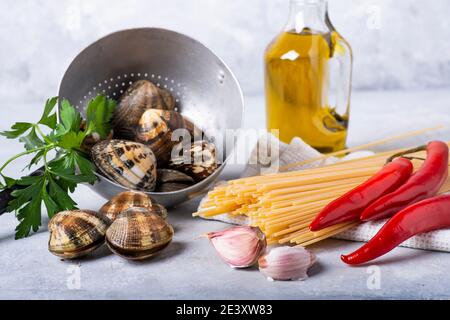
top-left (265, 29), bottom-right (349, 153)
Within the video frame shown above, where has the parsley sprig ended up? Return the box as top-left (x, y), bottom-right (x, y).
top-left (0, 95), bottom-right (116, 239)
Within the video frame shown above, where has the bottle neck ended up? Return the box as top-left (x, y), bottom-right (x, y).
top-left (285, 0), bottom-right (330, 34)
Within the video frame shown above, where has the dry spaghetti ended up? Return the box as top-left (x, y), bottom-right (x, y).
top-left (194, 143), bottom-right (450, 247)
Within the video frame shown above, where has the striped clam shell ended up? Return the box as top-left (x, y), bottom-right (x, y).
top-left (48, 210), bottom-right (110, 259)
top-left (92, 140), bottom-right (157, 191)
top-left (169, 140), bottom-right (219, 182)
top-left (112, 80), bottom-right (175, 139)
top-left (106, 207), bottom-right (174, 260)
top-left (135, 109), bottom-right (199, 166)
top-left (99, 190), bottom-right (168, 221)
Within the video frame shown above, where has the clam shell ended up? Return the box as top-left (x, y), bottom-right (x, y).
top-left (91, 140), bottom-right (157, 191)
top-left (169, 140), bottom-right (218, 182)
top-left (157, 169), bottom-right (195, 184)
top-left (106, 207), bottom-right (174, 260)
top-left (112, 80), bottom-right (175, 139)
top-left (155, 168), bottom-right (193, 192)
top-left (99, 190), bottom-right (167, 221)
top-left (151, 203), bottom-right (168, 220)
top-left (156, 182), bottom-right (192, 193)
top-left (48, 210), bottom-right (110, 259)
top-left (135, 109), bottom-right (196, 166)
top-left (183, 115), bottom-right (204, 141)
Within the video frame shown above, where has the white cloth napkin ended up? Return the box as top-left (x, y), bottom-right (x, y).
top-left (335, 221), bottom-right (450, 253)
top-left (201, 133), bottom-right (450, 253)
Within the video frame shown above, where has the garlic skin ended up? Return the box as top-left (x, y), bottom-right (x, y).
top-left (206, 226), bottom-right (267, 269)
top-left (258, 246), bottom-right (316, 281)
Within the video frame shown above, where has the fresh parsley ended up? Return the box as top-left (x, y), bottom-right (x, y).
top-left (0, 95), bottom-right (116, 239)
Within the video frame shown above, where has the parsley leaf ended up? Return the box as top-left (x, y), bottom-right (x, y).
top-left (59, 100), bottom-right (82, 135)
top-left (0, 122), bottom-right (33, 139)
top-left (1, 174), bottom-right (16, 188)
top-left (38, 97), bottom-right (58, 129)
top-left (19, 127), bottom-right (45, 150)
top-left (41, 187), bottom-right (59, 219)
top-left (73, 152), bottom-right (96, 177)
top-left (9, 177), bottom-right (45, 239)
top-left (27, 149), bottom-right (45, 170)
top-left (0, 95), bottom-right (116, 239)
top-left (59, 131), bottom-right (86, 150)
top-left (86, 95), bottom-right (117, 138)
top-left (14, 195), bottom-right (43, 240)
top-left (48, 177), bottom-right (77, 210)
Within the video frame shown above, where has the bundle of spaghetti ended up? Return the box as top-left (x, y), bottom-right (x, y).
top-left (194, 142), bottom-right (450, 247)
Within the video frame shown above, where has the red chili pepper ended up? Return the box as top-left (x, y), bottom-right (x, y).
top-left (360, 141), bottom-right (449, 222)
top-left (342, 194), bottom-right (450, 265)
top-left (309, 158), bottom-right (413, 231)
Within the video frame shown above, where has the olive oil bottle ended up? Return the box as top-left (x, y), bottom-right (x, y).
top-left (265, 0), bottom-right (353, 153)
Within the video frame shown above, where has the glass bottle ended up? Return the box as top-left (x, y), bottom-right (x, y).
top-left (265, 0), bottom-right (353, 153)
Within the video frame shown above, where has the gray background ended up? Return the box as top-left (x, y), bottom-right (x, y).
top-left (1, 0), bottom-right (450, 104)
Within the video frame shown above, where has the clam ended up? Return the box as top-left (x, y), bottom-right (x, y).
top-left (106, 207), bottom-right (174, 260)
top-left (182, 115), bottom-right (204, 141)
top-left (156, 183), bottom-right (191, 193)
top-left (134, 109), bottom-right (198, 166)
top-left (48, 210), bottom-right (110, 259)
top-left (169, 140), bottom-right (219, 182)
top-left (99, 190), bottom-right (168, 221)
top-left (151, 203), bottom-right (168, 220)
top-left (112, 80), bottom-right (175, 139)
top-left (155, 169), bottom-right (195, 192)
top-left (91, 140), bottom-right (157, 191)
top-left (157, 169), bottom-right (195, 184)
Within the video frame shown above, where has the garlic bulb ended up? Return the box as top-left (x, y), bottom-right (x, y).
top-left (258, 246), bottom-right (316, 281)
top-left (205, 226), bottom-right (267, 269)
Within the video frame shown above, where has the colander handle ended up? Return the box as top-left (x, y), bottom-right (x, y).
top-left (0, 167), bottom-right (45, 215)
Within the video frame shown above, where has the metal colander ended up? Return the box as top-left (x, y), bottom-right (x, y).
top-left (58, 28), bottom-right (244, 207)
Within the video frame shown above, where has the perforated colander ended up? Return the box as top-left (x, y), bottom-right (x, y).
top-left (58, 28), bottom-right (244, 207)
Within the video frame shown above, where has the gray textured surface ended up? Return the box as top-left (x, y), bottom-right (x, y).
top-left (1, 91), bottom-right (450, 300)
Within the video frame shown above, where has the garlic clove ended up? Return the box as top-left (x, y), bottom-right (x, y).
top-left (258, 246), bottom-right (316, 281)
top-left (205, 226), bottom-right (267, 269)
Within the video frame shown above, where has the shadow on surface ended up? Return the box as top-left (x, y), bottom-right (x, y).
top-left (0, 224), bottom-right (48, 243)
top-left (128, 241), bottom-right (187, 265)
top-left (308, 261), bottom-right (325, 277)
top-left (308, 239), bottom-right (350, 252)
top-left (81, 244), bottom-right (112, 261)
top-left (346, 250), bottom-right (427, 268)
top-left (55, 243), bottom-right (112, 264)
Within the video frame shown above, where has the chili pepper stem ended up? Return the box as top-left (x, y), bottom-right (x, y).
top-left (363, 141), bottom-right (449, 222)
top-left (386, 145), bottom-right (427, 164)
top-left (403, 156), bottom-right (426, 162)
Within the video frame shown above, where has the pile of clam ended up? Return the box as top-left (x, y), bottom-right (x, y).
top-left (48, 191), bottom-right (173, 260)
top-left (90, 80), bottom-right (219, 193)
